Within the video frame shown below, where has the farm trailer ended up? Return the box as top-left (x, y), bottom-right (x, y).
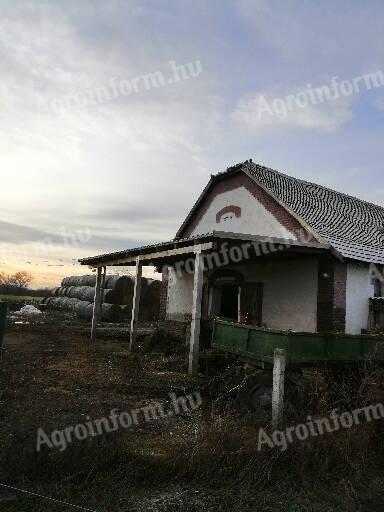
top-left (211, 319), bottom-right (384, 427)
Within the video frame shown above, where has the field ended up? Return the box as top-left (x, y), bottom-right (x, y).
top-left (0, 295), bottom-right (43, 303)
top-left (1, 314), bottom-right (384, 511)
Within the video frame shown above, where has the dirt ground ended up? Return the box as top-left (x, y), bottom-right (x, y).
top-left (1, 313), bottom-right (384, 511)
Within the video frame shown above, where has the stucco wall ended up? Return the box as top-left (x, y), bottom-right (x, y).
top-left (165, 267), bottom-right (194, 322)
top-left (233, 260), bottom-right (319, 332)
top-left (166, 259), bottom-right (319, 332)
top-left (345, 263), bottom-right (373, 334)
top-left (191, 186), bottom-right (296, 240)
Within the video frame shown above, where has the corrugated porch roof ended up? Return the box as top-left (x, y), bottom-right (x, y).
top-left (79, 230), bottom-right (331, 267)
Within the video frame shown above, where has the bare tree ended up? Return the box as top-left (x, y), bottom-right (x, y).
top-left (11, 271), bottom-right (33, 288)
top-left (0, 271), bottom-right (33, 291)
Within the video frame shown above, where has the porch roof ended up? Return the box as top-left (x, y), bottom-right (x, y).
top-left (78, 230), bottom-right (331, 268)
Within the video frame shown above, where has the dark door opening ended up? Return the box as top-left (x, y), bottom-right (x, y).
top-left (219, 285), bottom-right (238, 320)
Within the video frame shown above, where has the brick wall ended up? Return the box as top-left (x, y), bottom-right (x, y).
top-left (317, 257), bottom-right (347, 333)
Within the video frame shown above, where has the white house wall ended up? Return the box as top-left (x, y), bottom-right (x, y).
top-left (166, 259), bottom-right (319, 332)
top-left (191, 186), bottom-right (296, 240)
top-left (166, 267), bottom-right (194, 322)
top-left (346, 262), bottom-right (373, 335)
top-left (233, 260), bottom-right (319, 332)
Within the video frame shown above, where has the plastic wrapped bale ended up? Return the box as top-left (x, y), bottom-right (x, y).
top-left (74, 301), bottom-right (94, 320)
top-left (140, 279), bottom-right (161, 320)
top-left (62, 274), bottom-right (133, 292)
top-left (54, 286), bottom-right (118, 304)
top-left (81, 275), bottom-right (98, 287)
top-left (104, 275), bottom-right (134, 293)
top-left (74, 300), bottom-right (123, 322)
top-left (61, 275), bottom-right (93, 287)
top-left (101, 303), bottom-right (123, 322)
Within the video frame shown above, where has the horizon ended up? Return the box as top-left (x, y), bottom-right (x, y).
top-left (1, 0), bottom-right (384, 288)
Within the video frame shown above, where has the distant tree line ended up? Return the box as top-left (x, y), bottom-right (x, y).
top-left (0, 271), bottom-right (48, 297)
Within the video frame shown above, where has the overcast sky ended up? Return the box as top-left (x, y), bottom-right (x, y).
top-left (1, 0), bottom-right (384, 287)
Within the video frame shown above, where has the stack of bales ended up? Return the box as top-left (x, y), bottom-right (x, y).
top-left (42, 274), bottom-right (160, 322)
top-left (140, 279), bottom-right (162, 321)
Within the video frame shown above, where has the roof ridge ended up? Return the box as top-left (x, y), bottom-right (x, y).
top-left (243, 160), bottom-right (384, 213)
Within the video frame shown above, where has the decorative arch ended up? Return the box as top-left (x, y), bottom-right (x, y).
top-left (216, 205), bottom-right (242, 223)
top-left (208, 268), bottom-right (244, 286)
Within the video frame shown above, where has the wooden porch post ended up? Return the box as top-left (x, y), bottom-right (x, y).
top-left (272, 348), bottom-right (286, 429)
top-left (189, 249), bottom-right (204, 376)
top-left (99, 266), bottom-right (107, 316)
top-left (91, 267), bottom-right (103, 340)
top-left (129, 257), bottom-right (142, 353)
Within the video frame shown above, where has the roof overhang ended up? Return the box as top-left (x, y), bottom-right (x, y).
top-left (79, 231), bottom-right (332, 268)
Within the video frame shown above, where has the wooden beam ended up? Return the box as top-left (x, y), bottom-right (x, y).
top-left (89, 242), bottom-right (214, 268)
top-left (129, 257), bottom-right (142, 352)
top-left (188, 249), bottom-right (204, 376)
top-left (91, 267), bottom-right (103, 340)
top-left (272, 348), bottom-right (286, 429)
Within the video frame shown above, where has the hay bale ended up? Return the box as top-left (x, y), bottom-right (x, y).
top-left (44, 296), bottom-right (123, 322)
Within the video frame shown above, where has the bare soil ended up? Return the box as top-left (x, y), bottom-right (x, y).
top-left (0, 313), bottom-right (384, 511)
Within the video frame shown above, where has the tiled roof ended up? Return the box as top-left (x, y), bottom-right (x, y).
top-left (242, 161), bottom-right (384, 264)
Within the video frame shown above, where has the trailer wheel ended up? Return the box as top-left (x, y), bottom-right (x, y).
top-left (240, 371), bottom-right (305, 418)
top-left (240, 373), bottom-right (273, 417)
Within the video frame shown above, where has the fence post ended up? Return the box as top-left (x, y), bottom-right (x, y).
top-left (272, 348), bottom-right (286, 429)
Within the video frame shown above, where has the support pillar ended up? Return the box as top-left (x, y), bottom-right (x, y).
top-left (129, 257), bottom-right (142, 353)
top-left (272, 348), bottom-right (286, 429)
top-left (91, 267), bottom-right (103, 340)
top-left (99, 266), bottom-right (107, 316)
top-left (188, 249), bottom-right (204, 376)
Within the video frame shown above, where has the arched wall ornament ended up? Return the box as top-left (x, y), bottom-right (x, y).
top-left (216, 205), bottom-right (242, 223)
top-left (208, 268), bottom-right (244, 287)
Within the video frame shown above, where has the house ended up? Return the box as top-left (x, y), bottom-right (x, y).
top-left (79, 160), bottom-right (384, 374)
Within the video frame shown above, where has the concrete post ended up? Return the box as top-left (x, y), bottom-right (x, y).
top-left (189, 249), bottom-right (204, 376)
top-left (129, 257), bottom-right (142, 353)
top-left (272, 348), bottom-right (286, 429)
top-left (91, 267), bottom-right (103, 340)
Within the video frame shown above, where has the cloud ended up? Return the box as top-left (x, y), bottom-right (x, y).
top-left (0, 1), bottom-right (222, 248)
top-left (373, 96), bottom-right (384, 112)
top-left (0, 221), bottom-right (54, 244)
top-left (1, 0), bottom-right (384, 287)
top-left (232, 92), bottom-right (353, 132)
top-left (235, 0), bottom-right (384, 73)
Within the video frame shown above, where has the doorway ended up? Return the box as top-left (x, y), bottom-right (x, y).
top-left (207, 269), bottom-right (243, 322)
top-left (219, 284), bottom-right (239, 320)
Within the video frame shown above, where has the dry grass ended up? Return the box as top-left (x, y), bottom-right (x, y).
top-left (1, 317), bottom-right (384, 511)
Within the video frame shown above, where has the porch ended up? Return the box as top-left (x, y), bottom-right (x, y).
top-left (79, 231), bottom-right (333, 375)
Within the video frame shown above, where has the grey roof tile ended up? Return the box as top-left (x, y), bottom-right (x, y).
top-left (242, 161), bottom-right (384, 264)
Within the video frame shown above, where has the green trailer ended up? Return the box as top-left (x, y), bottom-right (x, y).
top-left (0, 302), bottom-right (7, 354)
top-left (212, 319), bottom-right (384, 367)
top-left (211, 319), bottom-right (384, 426)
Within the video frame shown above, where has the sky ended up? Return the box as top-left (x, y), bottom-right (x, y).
top-left (1, 0), bottom-right (384, 288)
